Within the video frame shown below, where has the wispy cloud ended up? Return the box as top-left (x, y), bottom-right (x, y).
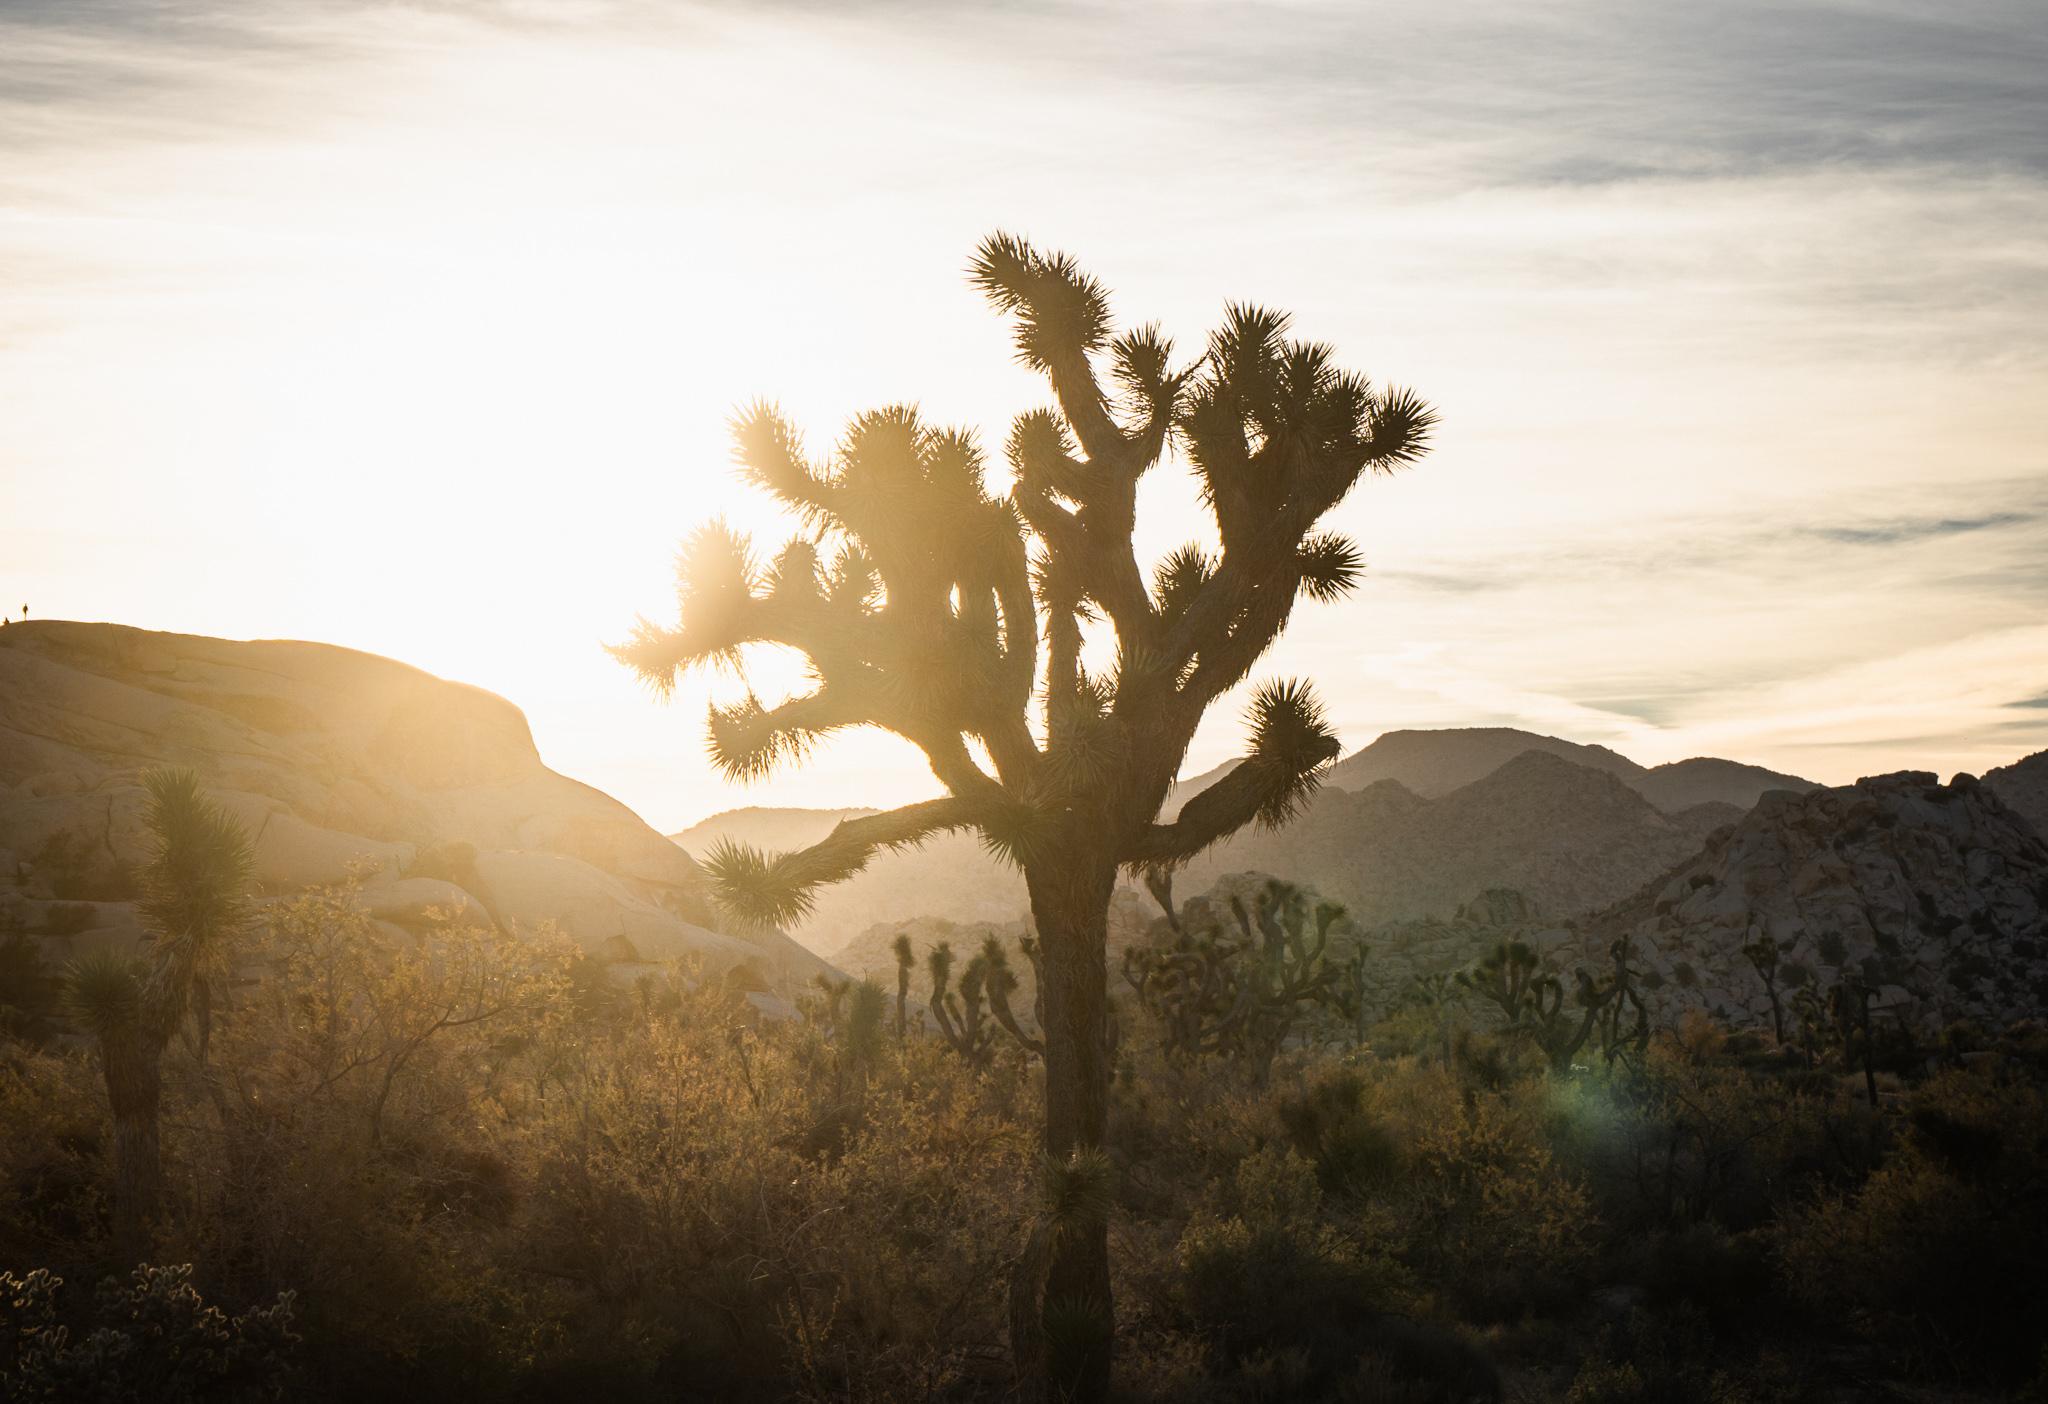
top-left (1, 0), bottom-right (2044, 823)
top-left (1806, 512), bottom-right (2036, 546)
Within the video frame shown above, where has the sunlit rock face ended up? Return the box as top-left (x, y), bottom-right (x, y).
top-left (0, 621), bottom-right (825, 985)
top-left (1566, 771), bottom-right (2048, 1035)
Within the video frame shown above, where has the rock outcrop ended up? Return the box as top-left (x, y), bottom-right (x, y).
top-left (1561, 771), bottom-right (2048, 1035)
top-left (1986, 749), bottom-right (2048, 840)
top-left (1, 621), bottom-right (825, 985)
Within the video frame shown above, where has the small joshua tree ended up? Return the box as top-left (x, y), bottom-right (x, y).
top-left (64, 768), bottom-right (253, 1259)
top-left (1456, 940), bottom-right (1617, 1073)
top-left (1589, 936), bottom-right (1651, 1067)
top-left (1742, 930), bottom-right (1788, 1045)
top-left (891, 933), bottom-right (914, 1041)
top-left (614, 235), bottom-right (1434, 1398)
top-left (1123, 877), bottom-right (1353, 1074)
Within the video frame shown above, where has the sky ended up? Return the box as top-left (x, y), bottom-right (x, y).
top-left (2, 0), bottom-right (2044, 833)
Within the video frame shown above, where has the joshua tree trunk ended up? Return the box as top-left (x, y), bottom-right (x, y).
top-left (1025, 854), bottom-right (1116, 1403)
top-left (99, 1022), bottom-right (165, 1262)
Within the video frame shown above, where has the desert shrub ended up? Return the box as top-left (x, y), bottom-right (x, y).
top-left (1550, 1039), bottom-right (1884, 1235)
top-left (1373, 1064), bottom-right (1594, 1319)
top-left (1274, 1068), bottom-right (1406, 1197)
top-left (0, 1263), bottom-right (297, 1403)
top-left (1777, 1065), bottom-right (2048, 1383)
top-left (1632, 1223), bottom-right (1773, 1330)
top-left (0, 1049), bottom-right (108, 1262)
top-left (1176, 1149), bottom-right (1464, 1394)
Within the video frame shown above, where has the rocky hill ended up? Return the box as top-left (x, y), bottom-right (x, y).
top-left (0, 622), bottom-right (825, 987)
top-left (1559, 770), bottom-right (2048, 1035)
top-left (1986, 749), bottom-right (2048, 838)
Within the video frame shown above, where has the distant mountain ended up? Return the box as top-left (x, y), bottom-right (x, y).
top-left (671, 806), bottom-right (877, 858)
top-left (1571, 769), bottom-right (2048, 1035)
top-left (1170, 750), bottom-right (1735, 926)
top-left (1324, 727), bottom-right (1641, 797)
top-left (1631, 756), bottom-right (1818, 812)
top-left (1986, 749), bottom-right (2048, 838)
top-left (1322, 727), bottom-right (1815, 812)
top-left (675, 728), bottom-right (1816, 947)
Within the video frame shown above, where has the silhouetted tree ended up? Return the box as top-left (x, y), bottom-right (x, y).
top-left (614, 234), bottom-right (1434, 1400)
top-left (64, 768), bottom-right (253, 1259)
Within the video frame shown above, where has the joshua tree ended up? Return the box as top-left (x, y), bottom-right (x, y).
top-left (924, 940), bottom-right (998, 1066)
top-left (1123, 877), bottom-right (1353, 1072)
top-left (1741, 930), bottom-right (1788, 1045)
top-left (891, 933), bottom-right (914, 1041)
top-left (1456, 939), bottom-right (1620, 1073)
top-left (613, 234), bottom-right (1434, 1398)
top-left (63, 768), bottom-right (253, 1258)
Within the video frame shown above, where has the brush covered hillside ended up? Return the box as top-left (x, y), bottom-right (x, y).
top-left (677, 728), bottom-right (1815, 948)
top-left (0, 622), bottom-right (823, 986)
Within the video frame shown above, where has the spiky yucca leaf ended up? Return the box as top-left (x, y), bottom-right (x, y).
top-left (1362, 385), bottom-right (1439, 470)
top-left (1151, 544), bottom-right (1215, 622)
top-left (1040, 1146), bottom-right (1116, 1241)
top-left (704, 693), bottom-right (837, 785)
top-left (700, 838), bottom-right (816, 930)
top-left (731, 401), bottom-right (830, 521)
top-left (970, 232), bottom-right (1112, 371)
top-left (63, 950), bottom-right (142, 1037)
top-left (1245, 679), bottom-right (1340, 826)
top-left (1295, 532), bottom-right (1365, 603)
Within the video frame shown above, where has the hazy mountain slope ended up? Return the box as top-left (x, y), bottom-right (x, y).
top-left (1569, 769), bottom-right (2048, 1034)
top-left (0, 621), bottom-right (825, 984)
top-left (1633, 756), bottom-right (1817, 811)
top-left (673, 729), bottom-right (1815, 946)
top-left (1318, 727), bottom-right (1815, 812)
top-left (671, 806), bottom-right (878, 858)
top-left (1171, 750), bottom-right (1729, 926)
top-left (1323, 727), bottom-right (1644, 797)
top-left (1986, 749), bottom-right (2048, 838)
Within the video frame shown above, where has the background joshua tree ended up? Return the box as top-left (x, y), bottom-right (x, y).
top-left (614, 233), bottom-right (1433, 1399)
top-left (64, 767), bottom-right (253, 1259)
